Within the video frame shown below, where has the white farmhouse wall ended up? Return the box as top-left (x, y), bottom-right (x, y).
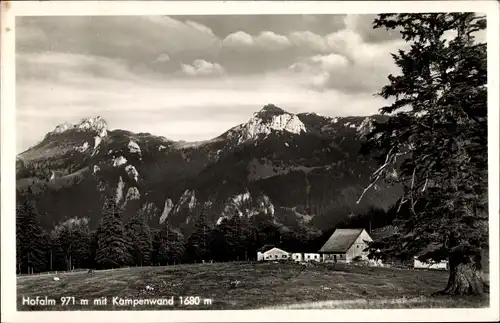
top-left (304, 253), bottom-right (320, 262)
top-left (322, 253), bottom-right (347, 263)
top-left (292, 253), bottom-right (303, 262)
top-left (345, 229), bottom-right (373, 262)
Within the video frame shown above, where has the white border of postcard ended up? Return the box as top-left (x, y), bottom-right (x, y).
top-left (1, 1), bottom-right (499, 322)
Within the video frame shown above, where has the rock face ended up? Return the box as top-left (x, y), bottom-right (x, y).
top-left (228, 104), bottom-right (307, 145)
top-left (159, 198), bottom-right (174, 224)
top-left (125, 165), bottom-right (139, 182)
top-left (53, 122), bottom-right (73, 134)
top-left (128, 140), bottom-right (141, 155)
top-left (76, 142), bottom-right (90, 153)
top-left (115, 176), bottom-right (125, 204)
top-left (76, 116), bottom-right (108, 135)
top-left (52, 116), bottom-right (108, 136)
top-left (217, 190), bottom-right (275, 225)
top-left (174, 189), bottom-right (197, 213)
top-left (357, 116), bottom-right (375, 137)
top-left (113, 156), bottom-right (128, 167)
top-left (124, 187), bottom-right (140, 203)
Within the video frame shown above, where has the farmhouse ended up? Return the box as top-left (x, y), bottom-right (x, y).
top-left (257, 246), bottom-right (290, 261)
top-left (318, 228), bottom-right (373, 263)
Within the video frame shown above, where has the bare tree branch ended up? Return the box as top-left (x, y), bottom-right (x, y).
top-left (356, 146), bottom-right (396, 204)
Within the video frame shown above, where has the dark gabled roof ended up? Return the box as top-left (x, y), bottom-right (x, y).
top-left (318, 228), bottom-right (366, 253)
top-left (258, 244), bottom-right (276, 253)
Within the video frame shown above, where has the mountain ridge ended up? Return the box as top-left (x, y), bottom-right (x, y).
top-left (16, 104), bottom-right (398, 237)
top-left (19, 105), bottom-right (383, 157)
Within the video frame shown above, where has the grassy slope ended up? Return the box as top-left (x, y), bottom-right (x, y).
top-left (17, 262), bottom-right (488, 311)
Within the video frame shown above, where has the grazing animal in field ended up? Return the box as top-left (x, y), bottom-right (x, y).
top-left (53, 277), bottom-right (60, 281)
top-left (229, 280), bottom-right (241, 289)
top-left (87, 269), bottom-right (94, 275)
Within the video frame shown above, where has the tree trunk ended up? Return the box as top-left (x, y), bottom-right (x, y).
top-left (433, 245), bottom-right (488, 296)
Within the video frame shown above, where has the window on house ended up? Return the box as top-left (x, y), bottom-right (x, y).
top-left (283, 255), bottom-right (287, 258)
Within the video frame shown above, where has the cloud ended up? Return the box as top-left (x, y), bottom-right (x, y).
top-left (255, 31), bottom-right (292, 50)
top-left (17, 51), bottom-right (150, 83)
top-left (222, 31), bottom-right (254, 48)
top-left (222, 30), bottom-right (292, 51)
top-left (16, 16), bottom-right (220, 68)
top-left (176, 14), bottom-right (346, 39)
top-left (289, 31), bottom-right (329, 52)
top-left (181, 59), bottom-right (226, 77)
top-left (289, 53), bottom-right (349, 73)
top-left (325, 29), bottom-right (363, 60)
top-left (156, 53), bottom-right (171, 62)
top-left (287, 34), bottom-right (408, 94)
top-left (343, 14), bottom-right (402, 43)
top-left (185, 20), bottom-right (215, 36)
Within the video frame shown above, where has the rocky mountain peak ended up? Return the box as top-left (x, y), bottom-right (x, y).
top-left (53, 122), bottom-right (73, 134)
top-left (257, 104), bottom-right (286, 116)
top-left (51, 116), bottom-right (108, 137)
top-left (227, 104), bottom-right (307, 144)
top-left (76, 116), bottom-right (108, 134)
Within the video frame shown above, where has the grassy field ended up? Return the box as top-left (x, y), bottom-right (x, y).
top-left (16, 262), bottom-right (489, 310)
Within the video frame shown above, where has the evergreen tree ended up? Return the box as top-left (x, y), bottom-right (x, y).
top-left (186, 206), bottom-right (212, 261)
top-left (125, 210), bottom-right (153, 266)
top-left (48, 231), bottom-right (67, 271)
top-left (95, 198), bottom-right (129, 269)
top-left (152, 225), bottom-right (186, 265)
top-left (16, 195), bottom-right (49, 274)
top-left (229, 216), bottom-right (252, 261)
top-left (360, 13), bottom-right (488, 295)
top-left (209, 218), bottom-right (239, 261)
top-left (51, 217), bottom-right (91, 271)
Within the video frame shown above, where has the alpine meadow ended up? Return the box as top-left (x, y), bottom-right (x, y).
top-left (14, 11), bottom-right (492, 311)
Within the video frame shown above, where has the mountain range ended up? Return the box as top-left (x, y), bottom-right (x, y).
top-left (16, 104), bottom-right (401, 235)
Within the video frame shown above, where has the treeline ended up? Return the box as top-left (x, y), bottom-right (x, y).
top-left (337, 206), bottom-right (396, 233)
top-left (16, 194), bottom-right (328, 274)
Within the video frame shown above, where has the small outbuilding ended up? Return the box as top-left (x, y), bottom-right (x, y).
top-left (413, 257), bottom-right (449, 270)
top-left (257, 246), bottom-right (290, 261)
top-left (319, 228), bottom-right (373, 263)
top-left (291, 253), bottom-right (303, 262)
top-left (304, 253), bottom-right (321, 262)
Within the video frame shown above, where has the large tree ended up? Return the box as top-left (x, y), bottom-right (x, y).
top-left (152, 225), bottom-right (186, 265)
top-left (51, 217), bottom-right (91, 271)
top-left (360, 13), bottom-right (488, 295)
top-left (95, 198), bottom-right (130, 269)
top-left (16, 194), bottom-right (49, 274)
top-left (125, 210), bottom-right (153, 266)
top-left (186, 206), bottom-right (213, 262)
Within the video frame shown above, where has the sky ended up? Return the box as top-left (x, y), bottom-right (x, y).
top-left (15, 14), bottom-right (486, 153)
